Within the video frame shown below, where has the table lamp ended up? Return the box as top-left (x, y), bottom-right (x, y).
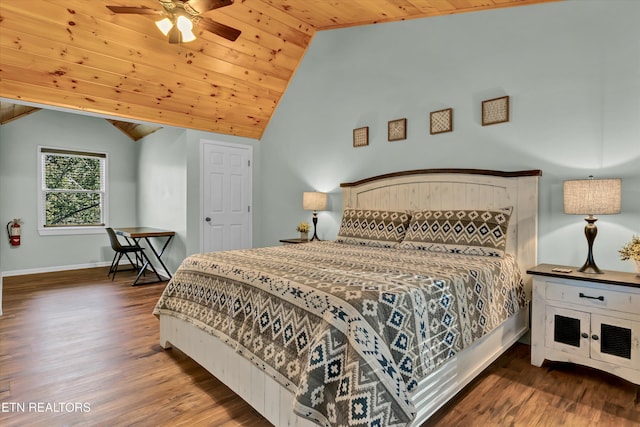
top-left (563, 176), bottom-right (621, 274)
top-left (303, 192), bottom-right (327, 241)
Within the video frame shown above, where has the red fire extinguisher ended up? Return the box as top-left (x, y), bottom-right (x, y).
top-left (6, 219), bottom-right (22, 246)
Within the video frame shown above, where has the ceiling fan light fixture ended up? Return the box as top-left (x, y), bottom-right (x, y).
top-left (176, 15), bottom-right (196, 42)
top-left (168, 25), bottom-right (181, 44)
top-left (107, 1), bottom-right (240, 43)
top-left (155, 17), bottom-right (173, 36)
top-left (180, 29), bottom-right (196, 43)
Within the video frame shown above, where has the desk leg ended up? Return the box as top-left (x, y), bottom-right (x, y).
top-left (146, 235), bottom-right (174, 280)
top-left (131, 238), bottom-right (163, 286)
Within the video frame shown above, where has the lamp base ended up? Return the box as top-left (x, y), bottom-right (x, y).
top-left (579, 216), bottom-right (603, 274)
top-left (310, 214), bottom-right (320, 241)
top-left (577, 262), bottom-right (603, 274)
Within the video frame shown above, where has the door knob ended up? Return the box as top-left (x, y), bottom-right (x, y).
top-left (205, 217), bottom-right (211, 222)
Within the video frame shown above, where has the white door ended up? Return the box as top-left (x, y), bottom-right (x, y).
top-left (201, 140), bottom-right (252, 253)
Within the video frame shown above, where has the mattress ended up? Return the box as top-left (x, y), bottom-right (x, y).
top-left (153, 241), bottom-right (526, 426)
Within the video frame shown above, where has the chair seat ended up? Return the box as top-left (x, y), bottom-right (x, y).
top-left (106, 227), bottom-right (146, 281)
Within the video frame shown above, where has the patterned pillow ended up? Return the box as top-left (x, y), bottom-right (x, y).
top-left (398, 207), bottom-right (512, 257)
top-left (335, 209), bottom-right (412, 248)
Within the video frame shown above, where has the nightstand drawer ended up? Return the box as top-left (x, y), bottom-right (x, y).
top-left (545, 281), bottom-right (640, 313)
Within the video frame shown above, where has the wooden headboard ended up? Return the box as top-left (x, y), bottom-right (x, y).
top-left (340, 168), bottom-right (542, 296)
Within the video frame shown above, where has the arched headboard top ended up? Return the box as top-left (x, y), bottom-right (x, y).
top-left (340, 168), bottom-right (542, 188)
top-left (340, 168), bottom-right (542, 296)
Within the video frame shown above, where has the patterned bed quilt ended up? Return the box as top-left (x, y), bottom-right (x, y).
top-left (153, 241), bottom-right (527, 427)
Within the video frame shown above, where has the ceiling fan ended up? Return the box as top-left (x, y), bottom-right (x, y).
top-left (106, 0), bottom-right (241, 43)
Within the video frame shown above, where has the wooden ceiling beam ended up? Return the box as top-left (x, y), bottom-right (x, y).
top-left (106, 120), bottom-right (162, 141)
top-left (0, 101), bottom-right (41, 125)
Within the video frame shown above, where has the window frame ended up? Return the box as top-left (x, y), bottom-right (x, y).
top-left (37, 146), bottom-right (109, 236)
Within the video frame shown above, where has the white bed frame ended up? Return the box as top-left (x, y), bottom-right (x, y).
top-left (160, 168), bottom-right (541, 426)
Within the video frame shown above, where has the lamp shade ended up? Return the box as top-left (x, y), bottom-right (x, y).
top-left (303, 192), bottom-right (327, 211)
top-left (563, 178), bottom-right (621, 215)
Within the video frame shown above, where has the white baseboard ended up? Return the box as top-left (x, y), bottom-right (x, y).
top-left (2, 260), bottom-right (170, 280)
top-left (1, 261), bottom-right (113, 277)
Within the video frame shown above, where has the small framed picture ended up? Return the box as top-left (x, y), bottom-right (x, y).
top-left (388, 118), bottom-right (407, 141)
top-left (430, 108), bottom-right (453, 135)
top-left (482, 96), bottom-right (509, 126)
top-left (353, 126), bottom-right (369, 147)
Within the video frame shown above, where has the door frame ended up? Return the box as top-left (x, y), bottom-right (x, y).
top-left (199, 139), bottom-right (253, 253)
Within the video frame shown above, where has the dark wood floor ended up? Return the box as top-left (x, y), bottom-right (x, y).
top-left (1, 268), bottom-right (638, 427)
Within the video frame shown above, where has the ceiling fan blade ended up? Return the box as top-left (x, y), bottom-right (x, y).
top-left (185, 0), bottom-right (233, 14)
top-left (106, 6), bottom-right (163, 15)
top-left (198, 16), bottom-right (241, 41)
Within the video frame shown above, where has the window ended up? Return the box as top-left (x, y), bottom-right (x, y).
top-left (38, 147), bottom-right (108, 235)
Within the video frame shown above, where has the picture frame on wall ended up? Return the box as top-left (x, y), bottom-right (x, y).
top-left (353, 126), bottom-right (369, 147)
top-left (430, 108), bottom-right (453, 135)
top-left (388, 118), bottom-right (407, 141)
top-left (482, 96), bottom-right (509, 126)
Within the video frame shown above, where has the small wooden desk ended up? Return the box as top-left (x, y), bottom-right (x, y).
top-left (114, 227), bottom-right (175, 285)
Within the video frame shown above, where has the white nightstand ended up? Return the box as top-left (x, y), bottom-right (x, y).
top-left (528, 264), bottom-right (640, 385)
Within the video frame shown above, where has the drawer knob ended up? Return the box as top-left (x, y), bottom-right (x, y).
top-left (591, 334), bottom-right (599, 341)
top-left (579, 292), bottom-right (604, 302)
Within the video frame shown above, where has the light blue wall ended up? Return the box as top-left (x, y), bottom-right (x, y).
top-left (259, 0), bottom-right (640, 272)
top-left (0, 109), bottom-right (260, 278)
top-left (136, 127), bottom-right (188, 274)
top-left (1, 0), bottom-right (638, 278)
top-left (135, 128), bottom-right (260, 272)
top-left (0, 109), bottom-right (138, 273)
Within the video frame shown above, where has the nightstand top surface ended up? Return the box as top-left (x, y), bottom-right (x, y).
top-left (527, 263), bottom-right (640, 288)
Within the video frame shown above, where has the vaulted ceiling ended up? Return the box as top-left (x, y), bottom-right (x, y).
top-left (0, 0), bottom-right (560, 140)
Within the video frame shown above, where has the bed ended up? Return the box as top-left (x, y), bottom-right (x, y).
top-left (154, 168), bottom-right (541, 426)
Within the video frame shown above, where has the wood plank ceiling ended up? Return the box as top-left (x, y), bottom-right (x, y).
top-left (0, 0), bottom-right (560, 140)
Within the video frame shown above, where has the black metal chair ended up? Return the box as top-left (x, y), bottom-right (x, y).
top-left (105, 227), bottom-right (145, 280)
